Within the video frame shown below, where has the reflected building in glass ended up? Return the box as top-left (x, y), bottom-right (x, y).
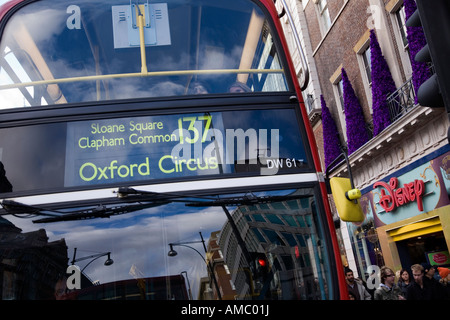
top-left (216, 189), bottom-right (329, 300)
top-left (0, 217), bottom-right (68, 300)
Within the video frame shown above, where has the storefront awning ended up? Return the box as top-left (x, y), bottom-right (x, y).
top-left (388, 217), bottom-right (442, 242)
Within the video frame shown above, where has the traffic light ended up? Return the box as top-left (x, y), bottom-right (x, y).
top-left (251, 252), bottom-right (270, 284)
top-left (257, 256), bottom-right (267, 268)
top-left (250, 252), bottom-right (272, 298)
top-left (253, 253), bottom-right (269, 276)
top-left (406, 0), bottom-right (450, 113)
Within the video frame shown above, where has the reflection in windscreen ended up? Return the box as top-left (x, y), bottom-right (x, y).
top-left (0, 0), bottom-right (289, 109)
top-left (0, 188), bottom-right (333, 300)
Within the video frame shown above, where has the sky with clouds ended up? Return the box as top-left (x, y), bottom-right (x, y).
top-left (7, 199), bottom-right (228, 298)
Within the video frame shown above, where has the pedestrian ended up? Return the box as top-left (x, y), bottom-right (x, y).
top-left (397, 268), bottom-right (413, 297)
top-left (406, 264), bottom-right (434, 300)
top-left (374, 266), bottom-right (405, 300)
top-left (422, 263), bottom-right (442, 298)
top-left (422, 263), bottom-right (437, 281)
top-left (344, 267), bottom-right (371, 300)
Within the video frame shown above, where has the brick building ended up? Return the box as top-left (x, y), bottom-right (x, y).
top-left (280, 0), bottom-right (450, 283)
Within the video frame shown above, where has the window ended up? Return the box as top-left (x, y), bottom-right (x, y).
top-left (1, 187), bottom-right (336, 300)
top-left (0, 108), bottom-right (310, 196)
top-left (390, 2), bottom-right (412, 79)
top-left (305, 93), bottom-right (315, 113)
top-left (316, 0), bottom-right (331, 33)
top-left (395, 5), bottom-right (408, 49)
top-left (361, 46), bottom-right (372, 86)
top-left (330, 65), bottom-right (346, 141)
top-left (336, 78), bottom-right (344, 112)
top-left (353, 30), bottom-right (372, 108)
top-left (332, 77), bottom-right (346, 140)
top-left (0, 0), bottom-right (290, 110)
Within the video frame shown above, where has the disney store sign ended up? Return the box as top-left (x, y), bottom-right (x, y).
top-left (373, 177), bottom-right (425, 213)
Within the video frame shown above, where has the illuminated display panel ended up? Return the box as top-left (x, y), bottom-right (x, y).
top-left (0, 107), bottom-right (310, 195)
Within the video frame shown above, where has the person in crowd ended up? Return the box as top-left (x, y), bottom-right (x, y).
top-left (398, 268), bottom-right (413, 297)
top-left (422, 262), bottom-right (445, 298)
top-left (438, 267), bottom-right (450, 300)
top-left (344, 267), bottom-right (371, 300)
top-left (422, 263), bottom-right (437, 281)
top-left (188, 81), bottom-right (209, 95)
top-left (374, 266), bottom-right (405, 300)
top-left (228, 81), bottom-right (251, 93)
top-left (54, 275), bottom-right (69, 300)
top-left (407, 264), bottom-right (436, 300)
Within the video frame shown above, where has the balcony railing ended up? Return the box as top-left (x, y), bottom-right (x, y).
top-left (386, 77), bottom-right (417, 123)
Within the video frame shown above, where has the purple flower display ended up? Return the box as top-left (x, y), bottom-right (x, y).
top-left (370, 29), bottom-right (396, 136)
top-left (341, 68), bottom-right (369, 154)
top-left (320, 95), bottom-right (341, 168)
top-left (404, 0), bottom-right (430, 102)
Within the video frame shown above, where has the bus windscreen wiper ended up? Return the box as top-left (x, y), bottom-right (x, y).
top-left (0, 199), bottom-right (58, 218)
top-left (184, 193), bottom-right (308, 207)
top-left (114, 187), bottom-right (219, 203)
top-left (1, 188), bottom-right (304, 223)
top-left (0, 199), bottom-right (169, 223)
top-left (115, 187), bottom-right (305, 206)
top-left (0, 187), bottom-right (214, 224)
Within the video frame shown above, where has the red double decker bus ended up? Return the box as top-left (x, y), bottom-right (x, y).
top-left (0, 0), bottom-right (347, 300)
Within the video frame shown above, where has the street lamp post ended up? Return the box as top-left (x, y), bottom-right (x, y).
top-left (71, 248), bottom-right (114, 273)
top-left (168, 232), bottom-right (222, 300)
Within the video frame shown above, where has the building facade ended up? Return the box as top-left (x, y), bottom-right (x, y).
top-left (280, 0), bottom-right (450, 283)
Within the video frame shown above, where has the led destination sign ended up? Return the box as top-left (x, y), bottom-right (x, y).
top-left (65, 113), bottom-right (223, 186)
top-left (0, 109), bottom-right (309, 195)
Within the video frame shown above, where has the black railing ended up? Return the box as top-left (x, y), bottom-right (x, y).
top-left (386, 77), bottom-right (417, 123)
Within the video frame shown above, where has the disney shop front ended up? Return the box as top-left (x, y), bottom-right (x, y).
top-left (347, 145), bottom-right (450, 276)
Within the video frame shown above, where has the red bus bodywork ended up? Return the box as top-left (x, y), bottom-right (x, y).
top-left (0, 0), bottom-right (348, 300)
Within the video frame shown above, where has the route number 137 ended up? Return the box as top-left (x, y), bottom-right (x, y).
top-left (178, 115), bottom-right (212, 144)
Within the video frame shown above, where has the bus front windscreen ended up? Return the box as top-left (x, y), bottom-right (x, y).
top-left (1, 187), bottom-right (335, 300)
